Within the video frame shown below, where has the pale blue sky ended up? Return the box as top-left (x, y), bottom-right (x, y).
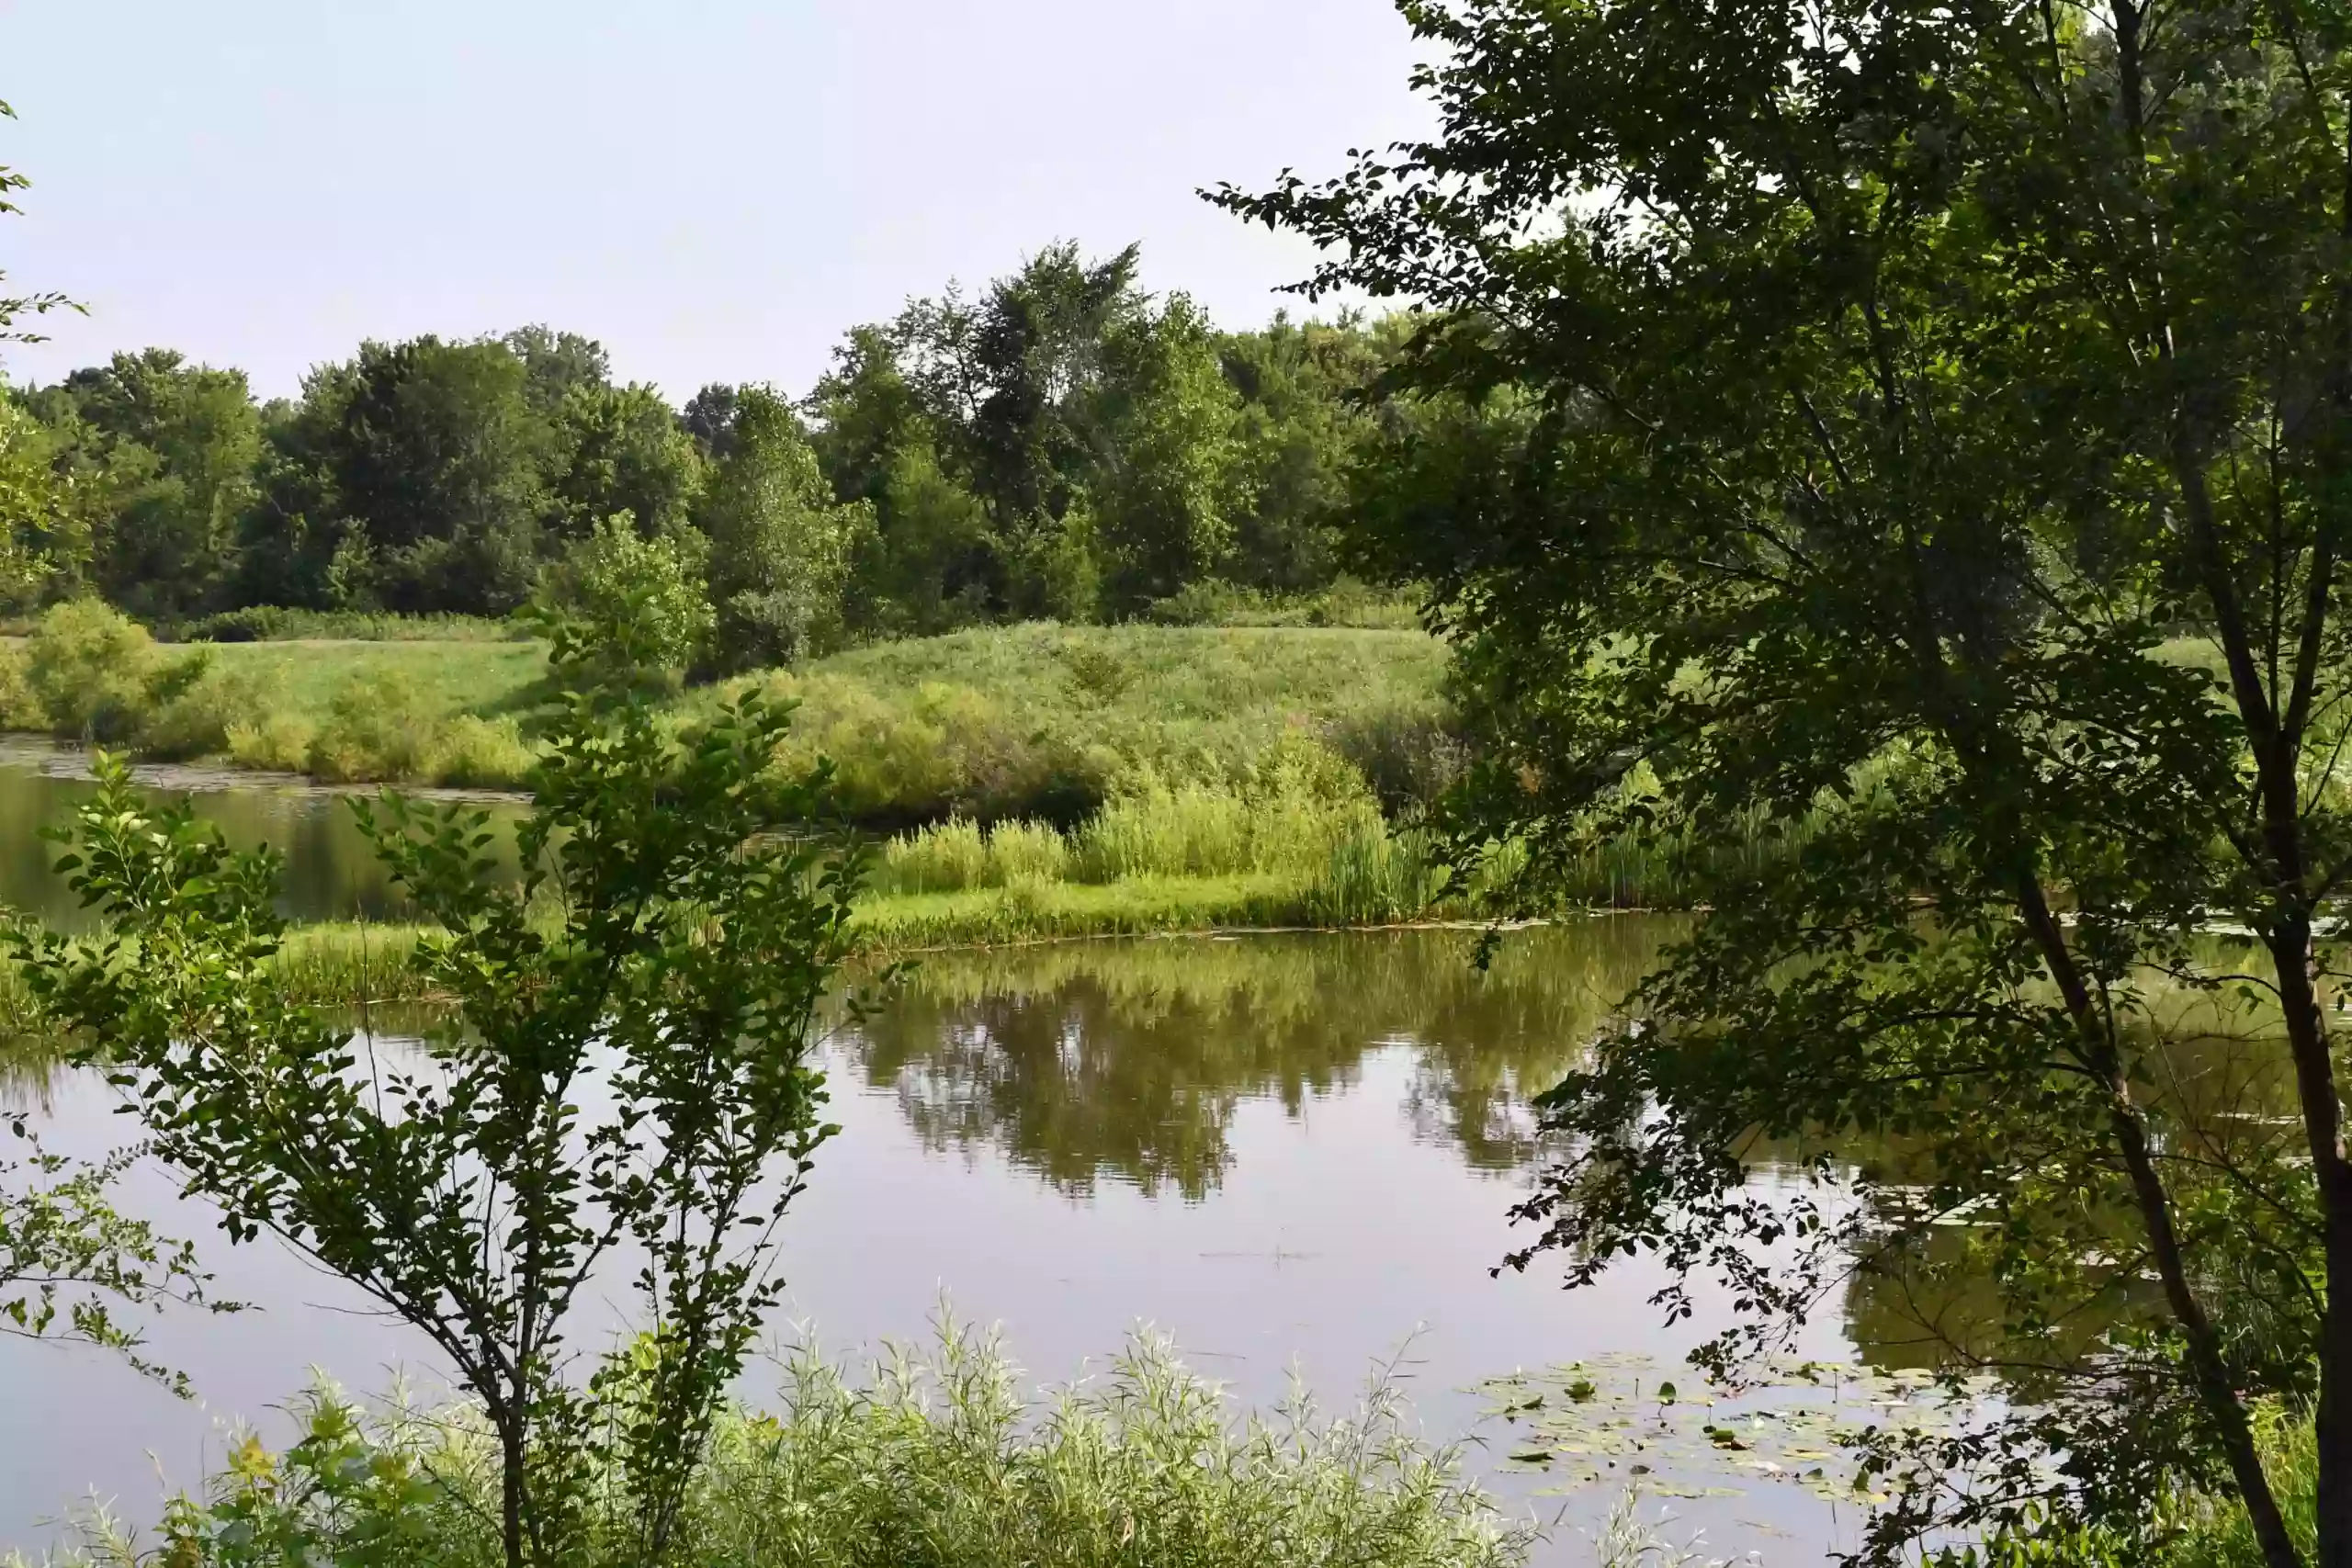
top-left (0, 1), bottom-right (1430, 400)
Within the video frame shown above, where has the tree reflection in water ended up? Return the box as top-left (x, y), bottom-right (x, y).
top-left (838, 922), bottom-right (1668, 1199)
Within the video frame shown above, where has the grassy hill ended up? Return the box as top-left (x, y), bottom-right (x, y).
top-left (5, 619), bottom-right (1455, 829)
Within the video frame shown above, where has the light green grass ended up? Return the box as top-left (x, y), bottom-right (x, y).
top-left (726, 622), bottom-right (1453, 825)
top-left (200, 639), bottom-right (550, 724)
top-left (12, 619), bottom-right (1457, 826)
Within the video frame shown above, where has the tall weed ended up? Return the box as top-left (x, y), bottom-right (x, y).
top-left (21, 1322), bottom-right (1532, 1568)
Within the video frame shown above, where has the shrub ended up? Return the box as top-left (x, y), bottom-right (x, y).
top-left (171, 607), bottom-right (528, 643)
top-left (537, 514), bottom-right (713, 682)
top-left (1327, 702), bottom-right (1470, 816)
top-left (16, 616), bottom-right (867, 1568)
top-left (430, 715), bottom-right (535, 788)
top-left (22, 600), bottom-right (180, 742)
top-left (0, 642), bottom-right (44, 729)
top-left (775, 674), bottom-right (1112, 828)
top-left (139, 661), bottom-right (286, 762)
top-left (223, 713), bottom-right (317, 773)
top-left (306, 670), bottom-right (442, 783)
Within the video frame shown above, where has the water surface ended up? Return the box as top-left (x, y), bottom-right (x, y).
top-left (0, 750), bottom-right (1890, 1561)
top-left (0, 740), bottom-right (527, 928)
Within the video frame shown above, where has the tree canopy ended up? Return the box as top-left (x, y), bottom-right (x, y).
top-left (1218, 0), bottom-right (2352, 1562)
top-left (5, 246), bottom-right (1408, 641)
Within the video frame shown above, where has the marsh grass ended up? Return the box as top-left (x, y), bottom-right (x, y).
top-left (1, 617), bottom-right (1461, 827)
top-left (23, 1321), bottom-right (1533, 1568)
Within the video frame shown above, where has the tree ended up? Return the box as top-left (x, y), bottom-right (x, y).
top-left (30, 348), bottom-right (262, 617)
top-left (0, 396), bottom-right (94, 608)
top-left (809, 325), bottom-right (996, 636)
top-left (311, 335), bottom-right (557, 614)
top-left (16, 612), bottom-right (868, 1568)
top-left (0, 87), bottom-right (237, 1411)
top-left (695, 386), bottom-right (871, 671)
top-left (503, 325), bottom-right (613, 414)
top-left (0, 1125), bottom-right (225, 1396)
top-left (537, 512), bottom-right (712, 683)
top-left (679, 382), bottom-right (742, 462)
top-left (1089, 293), bottom-right (1246, 613)
top-left (0, 98), bottom-right (74, 359)
top-left (1219, 2), bottom-right (2352, 1563)
top-left (884, 244), bottom-right (1144, 616)
top-left (548, 382), bottom-right (704, 543)
top-left (1217, 313), bottom-right (1394, 593)
top-left (231, 391), bottom-right (363, 611)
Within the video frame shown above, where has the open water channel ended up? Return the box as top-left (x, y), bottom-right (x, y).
top-left (0, 747), bottom-right (1909, 1562)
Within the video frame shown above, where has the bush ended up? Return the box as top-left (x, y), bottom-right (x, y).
top-left (223, 712), bottom-right (316, 773)
top-left (304, 671), bottom-right (536, 787)
top-left (305, 670), bottom-right (443, 783)
top-left (0, 642), bottom-right (44, 730)
top-left (771, 673), bottom-right (1113, 829)
top-left (1143, 577), bottom-right (1423, 630)
top-left (22, 600), bottom-right (181, 742)
top-left (1327, 702), bottom-right (1470, 816)
top-left (537, 515), bottom-right (713, 682)
top-left (138, 661), bottom-right (287, 762)
top-left (430, 715), bottom-right (535, 788)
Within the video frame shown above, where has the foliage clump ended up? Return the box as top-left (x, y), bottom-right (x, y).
top-left (12, 591), bottom-right (870, 1567)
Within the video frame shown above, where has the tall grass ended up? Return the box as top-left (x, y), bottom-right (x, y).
top-left (2, 613), bottom-right (1464, 829)
top-left (165, 606), bottom-right (529, 643)
top-left (873, 735), bottom-right (1392, 897)
top-left (2147, 1404), bottom-right (2318, 1568)
top-left (21, 1322), bottom-right (1533, 1568)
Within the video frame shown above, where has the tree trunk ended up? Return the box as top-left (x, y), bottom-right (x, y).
top-left (500, 1418), bottom-right (527, 1568)
top-left (2271, 919), bottom-right (2351, 1568)
top-left (2018, 880), bottom-right (2305, 1568)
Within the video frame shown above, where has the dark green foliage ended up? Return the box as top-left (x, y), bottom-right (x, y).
top-left (14, 245), bottom-right (1406, 646)
top-left (13, 606), bottom-right (868, 1566)
top-left (547, 382), bottom-right (704, 543)
top-left (24, 348), bottom-right (262, 618)
top-left (1217, 1), bottom-right (2352, 1563)
top-left (693, 387), bottom-right (868, 671)
top-left (1217, 313), bottom-right (1396, 594)
top-left (311, 335), bottom-right (560, 614)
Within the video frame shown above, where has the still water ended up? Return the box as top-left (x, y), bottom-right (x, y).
top-left (0, 739), bottom-right (523, 928)
top-left (0, 753), bottom-right (1881, 1562)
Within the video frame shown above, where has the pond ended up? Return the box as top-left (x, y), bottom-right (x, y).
top-left (0, 751), bottom-right (1898, 1562)
top-left (0, 739), bottom-right (524, 928)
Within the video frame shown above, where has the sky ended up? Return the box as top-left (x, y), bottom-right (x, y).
top-left (0, 1), bottom-right (1435, 401)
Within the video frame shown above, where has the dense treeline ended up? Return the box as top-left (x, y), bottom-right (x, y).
top-left (0, 243), bottom-right (1414, 660)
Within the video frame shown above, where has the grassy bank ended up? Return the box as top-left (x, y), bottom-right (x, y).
top-left (0, 609), bottom-right (1457, 824)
